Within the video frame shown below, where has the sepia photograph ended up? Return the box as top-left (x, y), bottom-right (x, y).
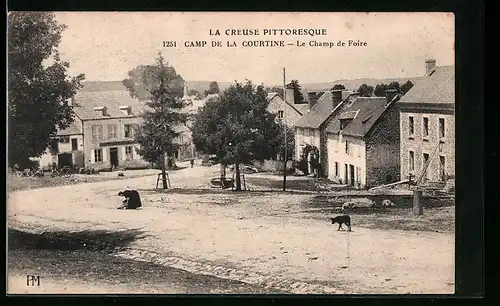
top-left (7, 12), bottom-right (455, 294)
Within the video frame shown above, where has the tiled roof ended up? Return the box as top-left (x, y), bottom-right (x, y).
top-left (324, 97), bottom-right (389, 137)
top-left (294, 91), bottom-right (335, 128)
top-left (72, 90), bottom-right (148, 120)
top-left (56, 121), bottom-right (82, 136)
top-left (267, 92), bottom-right (308, 116)
top-left (293, 90), bottom-right (357, 129)
top-left (399, 66), bottom-right (455, 104)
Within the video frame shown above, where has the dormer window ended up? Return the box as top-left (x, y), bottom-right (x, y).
top-left (94, 106), bottom-right (108, 116)
top-left (119, 105), bottom-right (132, 116)
top-left (339, 110), bottom-right (358, 131)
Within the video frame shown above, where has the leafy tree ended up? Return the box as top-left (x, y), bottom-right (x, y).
top-left (204, 81), bottom-right (220, 96)
top-left (387, 81), bottom-right (401, 92)
top-left (400, 80), bottom-right (414, 95)
top-left (287, 80), bottom-right (304, 103)
top-left (332, 84), bottom-right (346, 90)
top-left (125, 52), bottom-right (188, 189)
top-left (357, 84), bottom-right (374, 97)
top-left (192, 81), bottom-right (282, 191)
top-left (374, 83), bottom-right (388, 97)
top-left (8, 12), bottom-right (85, 167)
top-left (123, 64), bottom-right (184, 101)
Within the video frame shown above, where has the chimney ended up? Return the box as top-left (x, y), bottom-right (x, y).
top-left (285, 85), bottom-right (295, 105)
top-left (307, 91), bottom-right (318, 109)
top-left (386, 89), bottom-right (399, 105)
top-left (332, 90), bottom-right (343, 108)
top-left (425, 59), bottom-right (437, 75)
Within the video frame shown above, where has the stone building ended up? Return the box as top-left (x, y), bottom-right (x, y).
top-left (399, 60), bottom-right (455, 184)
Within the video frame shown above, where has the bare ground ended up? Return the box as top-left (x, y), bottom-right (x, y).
top-left (7, 164), bottom-right (455, 294)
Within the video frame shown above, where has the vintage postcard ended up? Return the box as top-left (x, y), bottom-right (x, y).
top-left (7, 12), bottom-right (455, 294)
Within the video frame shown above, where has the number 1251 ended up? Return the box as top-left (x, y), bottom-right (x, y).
top-left (163, 41), bottom-right (176, 47)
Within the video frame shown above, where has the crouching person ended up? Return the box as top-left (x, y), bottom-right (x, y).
top-left (117, 190), bottom-right (142, 209)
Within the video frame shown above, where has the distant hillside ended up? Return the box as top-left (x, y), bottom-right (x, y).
top-left (81, 77), bottom-right (421, 94)
top-left (81, 80), bottom-right (234, 94)
top-left (302, 77), bottom-right (422, 92)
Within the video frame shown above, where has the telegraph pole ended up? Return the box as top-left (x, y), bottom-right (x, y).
top-left (282, 67), bottom-right (287, 191)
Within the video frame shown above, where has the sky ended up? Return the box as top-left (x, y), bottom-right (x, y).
top-left (54, 12), bottom-right (454, 86)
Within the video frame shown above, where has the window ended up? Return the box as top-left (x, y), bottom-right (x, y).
top-left (409, 116), bottom-right (414, 136)
top-left (304, 128), bottom-right (310, 137)
top-left (439, 118), bottom-right (445, 138)
top-left (423, 117), bottom-right (429, 138)
top-left (71, 138), bottom-right (78, 151)
top-left (124, 124), bottom-right (132, 138)
top-left (409, 151), bottom-right (415, 172)
top-left (335, 162), bottom-right (339, 176)
top-left (107, 124), bottom-right (117, 139)
top-left (423, 153), bottom-right (430, 181)
top-left (94, 148), bottom-right (103, 162)
top-left (340, 119), bottom-right (352, 131)
top-left (59, 136), bottom-right (70, 143)
top-left (92, 125), bottom-right (103, 141)
top-left (277, 110), bottom-right (284, 119)
top-left (125, 146), bottom-right (134, 160)
top-left (345, 140), bottom-right (349, 154)
top-left (439, 156), bottom-right (446, 181)
top-left (127, 108), bottom-right (132, 116)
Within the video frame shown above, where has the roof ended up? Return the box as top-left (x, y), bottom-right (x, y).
top-left (324, 97), bottom-right (389, 137)
top-left (294, 90), bottom-right (358, 129)
top-left (399, 66), bottom-right (455, 104)
top-left (56, 121), bottom-right (82, 136)
top-left (267, 92), bottom-right (308, 116)
top-left (72, 90), bottom-right (148, 120)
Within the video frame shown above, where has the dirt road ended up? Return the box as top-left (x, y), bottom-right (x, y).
top-left (8, 165), bottom-right (454, 294)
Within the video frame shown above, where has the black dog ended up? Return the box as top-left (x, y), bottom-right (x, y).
top-left (117, 190), bottom-right (142, 209)
top-left (331, 215), bottom-right (351, 231)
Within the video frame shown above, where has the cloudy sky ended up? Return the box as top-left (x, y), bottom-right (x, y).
top-left (54, 12), bottom-right (454, 86)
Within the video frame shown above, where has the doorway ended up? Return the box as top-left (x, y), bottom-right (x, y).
top-left (109, 147), bottom-right (119, 167)
top-left (349, 164), bottom-right (355, 186)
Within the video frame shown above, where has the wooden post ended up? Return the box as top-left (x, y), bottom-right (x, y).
top-left (413, 189), bottom-right (423, 215)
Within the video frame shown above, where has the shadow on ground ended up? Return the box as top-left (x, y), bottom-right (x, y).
top-left (8, 228), bottom-right (148, 253)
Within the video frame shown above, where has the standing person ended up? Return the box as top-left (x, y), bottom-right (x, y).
top-left (117, 190), bottom-right (142, 209)
top-left (190, 159), bottom-right (194, 168)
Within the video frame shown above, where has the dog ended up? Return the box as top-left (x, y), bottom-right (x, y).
top-left (330, 215), bottom-right (351, 231)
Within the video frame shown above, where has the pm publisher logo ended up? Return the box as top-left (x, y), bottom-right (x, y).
top-left (26, 275), bottom-right (40, 287)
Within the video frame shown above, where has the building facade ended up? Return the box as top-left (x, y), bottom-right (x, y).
top-left (324, 95), bottom-right (401, 188)
top-left (399, 61), bottom-right (455, 183)
top-left (39, 82), bottom-right (193, 170)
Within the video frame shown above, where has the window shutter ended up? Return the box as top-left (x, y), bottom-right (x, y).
top-left (91, 149), bottom-right (95, 163)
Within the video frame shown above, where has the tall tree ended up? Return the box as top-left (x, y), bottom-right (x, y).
top-left (400, 80), bottom-right (414, 95)
top-left (205, 81), bottom-right (220, 96)
top-left (123, 64), bottom-right (184, 101)
top-left (124, 52), bottom-right (187, 189)
top-left (357, 84), bottom-right (374, 97)
top-left (287, 80), bottom-right (304, 103)
top-left (192, 81), bottom-right (282, 191)
top-left (8, 12), bottom-right (85, 167)
top-left (332, 84), bottom-right (346, 90)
